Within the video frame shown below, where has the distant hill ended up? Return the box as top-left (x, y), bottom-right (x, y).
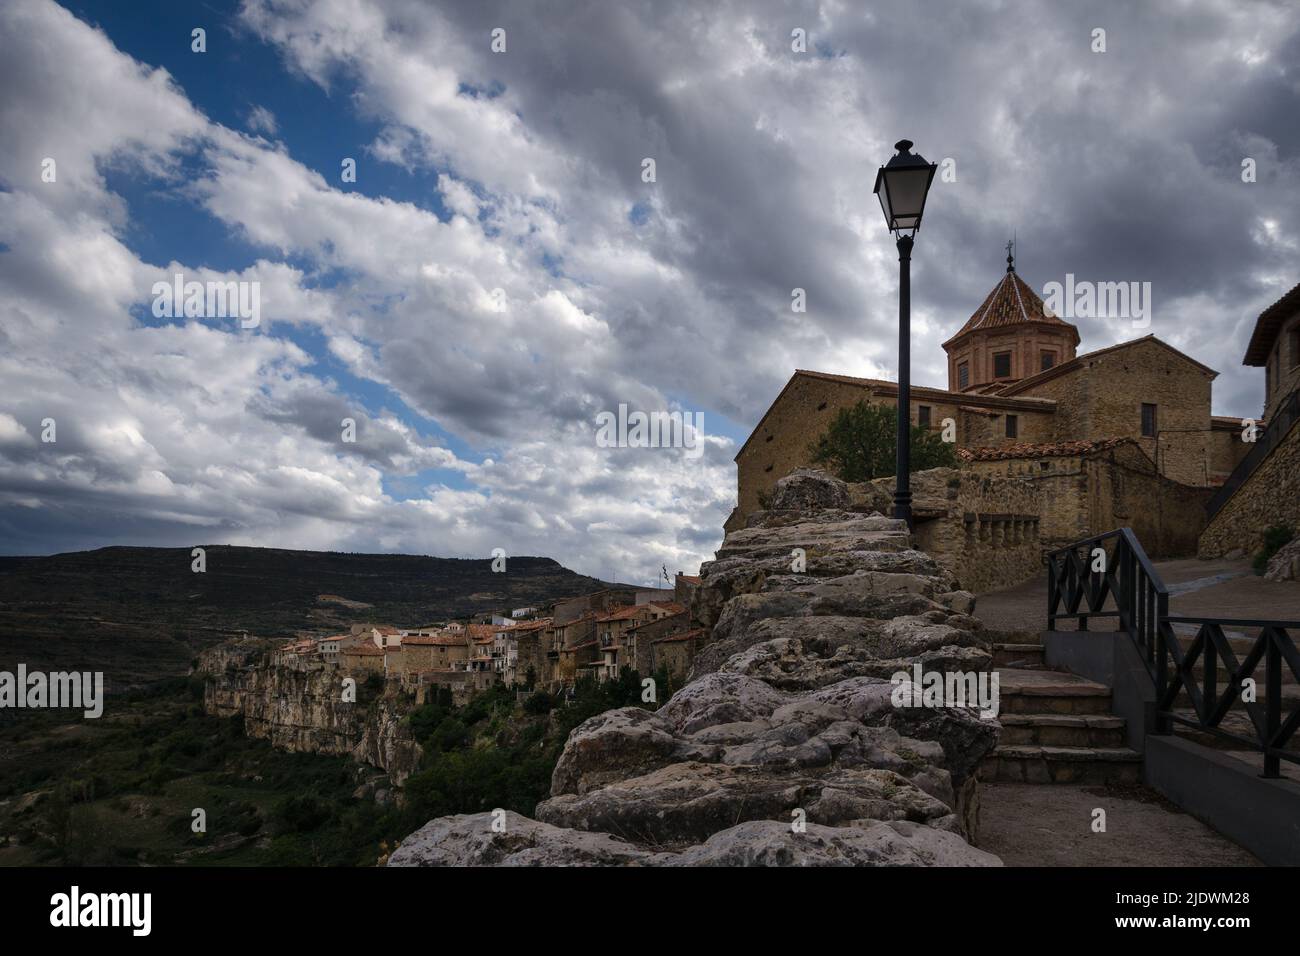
top-left (0, 545), bottom-right (613, 691)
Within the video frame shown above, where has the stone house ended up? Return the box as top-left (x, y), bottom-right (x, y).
top-left (545, 613), bottom-right (597, 688)
top-left (495, 618), bottom-right (550, 686)
top-left (316, 634), bottom-right (347, 664)
top-left (649, 628), bottom-right (705, 679)
top-left (730, 254), bottom-right (1255, 548)
top-left (398, 634), bottom-right (470, 679)
top-left (341, 643), bottom-right (385, 676)
top-left (674, 572), bottom-right (700, 611)
top-left (593, 603), bottom-right (686, 680)
top-left (552, 588), bottom-right (637, 625)
top-left (625, 611), bottom-right (692, 675)
top-left (559, 639), bottom-right (599, 685)
top-left (1201, 281), bottom-right (1300, 557)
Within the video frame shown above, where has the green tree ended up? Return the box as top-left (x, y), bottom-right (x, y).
top-left (809, 400), bottom-right (956, 482)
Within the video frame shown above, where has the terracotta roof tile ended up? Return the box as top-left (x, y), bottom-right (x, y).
top-left (653, 628), bottom-right (705, 644)
top-left (957, 437), bottom-right (1134, 461)
top-left (943, 270), bottom-right (1079, 348)
top-left (595, 605), bottom-right (651, 623)
top-left (401, 635), bottom-right (465, 646)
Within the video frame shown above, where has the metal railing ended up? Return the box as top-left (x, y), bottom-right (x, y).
top-left (1205, 388), bottom-right (1299, 520)
top-left (1047, 528), bottom-right (1300, 777)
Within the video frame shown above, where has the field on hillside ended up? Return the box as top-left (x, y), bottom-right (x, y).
top-left (0, 546), bottom-right (611, 689)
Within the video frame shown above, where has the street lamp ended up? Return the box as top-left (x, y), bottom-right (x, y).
top-left (873, 139), bottom-right (937, 531)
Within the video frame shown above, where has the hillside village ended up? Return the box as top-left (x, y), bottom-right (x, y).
top-left (270, 574), bottom-right (704, 706)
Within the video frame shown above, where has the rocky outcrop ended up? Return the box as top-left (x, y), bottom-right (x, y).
top-left (200, 641), bottom-right (421, 784)
top-left (1265, 536), bottom-right (1300, 582)
top-left (388, 811), bottom-right (999, 866)
top-left (389, 469), bottom-right (1001, 865)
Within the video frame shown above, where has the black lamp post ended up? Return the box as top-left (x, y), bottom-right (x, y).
top-left (873, 139), bottom-right (937, 531)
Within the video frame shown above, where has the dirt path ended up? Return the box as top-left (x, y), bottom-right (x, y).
top-left (977, 782), bottom-right (1261, 866)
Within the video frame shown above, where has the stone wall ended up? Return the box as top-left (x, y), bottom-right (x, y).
top-left (1207, 419), bottom-right (1254, 483)
top-left (945, 322), bottom-right (1078, 392)
top-left (965, 443), bottom-right (1209, 557)
top-left (1199, 417), bottom-right (1300, 558)
top-left (1008, 338), bottom-right (1215, 487)
top-left (866, 468), bottom-right (1042, 595)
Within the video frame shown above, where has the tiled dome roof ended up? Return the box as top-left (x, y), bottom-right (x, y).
top-left (944, 269), bottom-right (1079, 347)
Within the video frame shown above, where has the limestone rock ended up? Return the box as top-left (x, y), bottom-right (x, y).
top-left (388, 812), bottom-right (652, 866)
top-left (662, 819), bottom-right (1002, 867)
top-left (1265, 536), bottom-right (1300, 582)
top-left (391, 476), bottom-right (1003, 866)
top-left (768, 468), bottom-right (850, 512)
top-left (386, 813), bottom-right (1000, 867)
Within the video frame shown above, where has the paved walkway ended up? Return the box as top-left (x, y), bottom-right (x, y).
top-left (975, 557), bottom-right (1300, 634)
top-left (977, 782), bottom-right (1261, 866)
top-left (975, 557), bottom-right (1296, 866)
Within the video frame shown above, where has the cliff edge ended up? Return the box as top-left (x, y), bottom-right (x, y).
top-left (389, 469), bottom-right (1002, 866)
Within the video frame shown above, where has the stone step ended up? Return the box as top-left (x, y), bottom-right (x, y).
top-left (997, 668), bottom-right (1113, 715)
top-left (997, 713), bottom-right (1127, 747)
top-left (989, 629), bottom-right (1044, 647)
top-left (992, 643), bottom-right (1045, 669)
top-left (980, 745), bottom-right (1143, 785)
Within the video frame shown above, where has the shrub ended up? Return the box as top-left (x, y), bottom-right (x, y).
top-left (523, 691), bottom-right (555, 715)
top-left (809, 400), bottom-right (957, 483)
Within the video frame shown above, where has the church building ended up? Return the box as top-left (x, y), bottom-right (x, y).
top-left (730, 250), bottom-right (1254, 543)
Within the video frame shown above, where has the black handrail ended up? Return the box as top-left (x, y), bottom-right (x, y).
top-left (1205, 388), bottom-right (1299, 520)
top-left (1046, 528), bottom-right (1300, 777)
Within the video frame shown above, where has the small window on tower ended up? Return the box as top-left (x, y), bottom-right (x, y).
top-left (1290, 326), bottom-right (1300, 369)
top-left (958, 362), bottom-right (969, 389)
top-left (1141, 403), bottom-right (1157, 438)
top-left (1005, 414), bottom-right (1018, 439)
top-left (993, 352), bottom-right (1012, 378)
top-left (918, 405), bottom-right (931, 428)
top-left (1041, 350), bottom-right (1055, 371)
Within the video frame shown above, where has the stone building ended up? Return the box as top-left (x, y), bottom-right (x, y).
top-left (942, 266), bottom-right (1080, 391)
top-left (649, 628), bottom-right (705, 679)
top-left (593, 602), bottom-right (686, 680)
top-left (398, 634), bottom-right (470, 679)
top-left (341, 643), bottom-right (385, 676)
top-left (730, 253), bottom-right (1254, 547)
top-left (1248, 280), bottom-right (1300, 424)
top-left (552, 588), bottom-right (638, 625)
top-left (1200, 280), bottom-right (1300, 557)
top-left (626, 611), bottom-right (691, 675)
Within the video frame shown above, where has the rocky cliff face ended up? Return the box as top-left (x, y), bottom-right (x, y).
top-left (200, 640), bottom-right (422, 784)
top-left (389, 469), bottom-right (1002, 866)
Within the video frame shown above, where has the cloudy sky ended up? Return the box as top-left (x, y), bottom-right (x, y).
top-left (1, 0), bottom-right (1297, 584)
